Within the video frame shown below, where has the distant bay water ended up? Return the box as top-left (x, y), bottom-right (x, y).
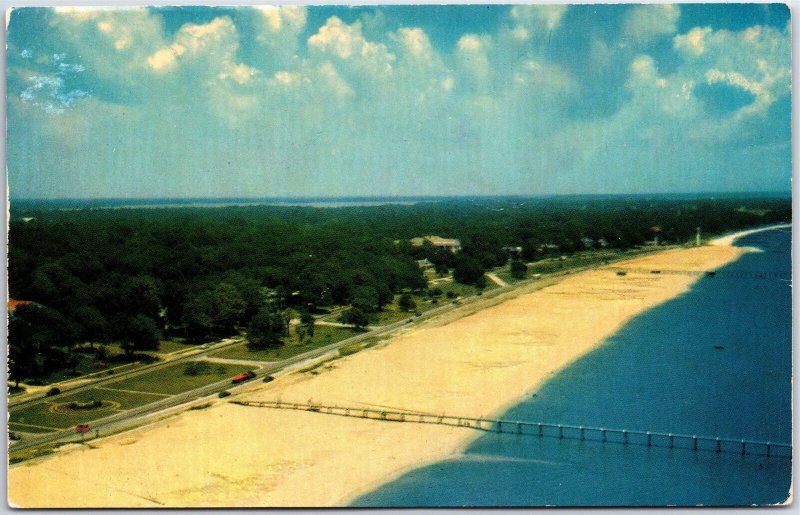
top-left (9, 196), bottom-right (425, 211)
top-left (9, 193), bottom-right (791, 213)
top-left (353, 227), bottom-right (792, 507)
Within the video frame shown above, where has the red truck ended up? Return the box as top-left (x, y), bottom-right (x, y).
top-left (231, 371), bottom-right (256, 384)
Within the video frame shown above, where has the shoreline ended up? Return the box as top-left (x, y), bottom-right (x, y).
top-left (709, 223), bottom-right (791, 247)
top-left (7, 239), bottom-right (763, 507)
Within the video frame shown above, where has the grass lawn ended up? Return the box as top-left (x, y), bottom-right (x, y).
top-left (494, 268), bottom-right (517, 284)
top-left (40, 343), bottom-right (154, 381)
top-left (26, 346), bottom-right (136, 385)
top-left (29, 354), bottom-right (97, 385)
top-left (370, 295), bottom-right (421, 325)
top-left (8, 422), bottom-right (54, 434)
top-left (107, 361), bottom-right (249, 395)
top-left (371, 279), bottom-right (502, 326)
top-left (488, 249), bottom-right (654, 283)
top-left (89, 339), bottom-right (193, 356)
top-left (436, 280), bottom-right (482, 299)
top-left (9, 387), bottom-right (167, 430)
top-left (317, 305), bottom-right (352, 323)
top-left (370, 293), bottom-right (444, 325)
top-left (210, 325), bottom-right (360, 362)
top-left (154, 337), bottom-right (194, 354)
top-left (371, 309), bottom-right (418, 325)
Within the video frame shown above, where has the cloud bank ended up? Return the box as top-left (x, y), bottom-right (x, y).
top-left (6, 5), bottom-right (792, 198)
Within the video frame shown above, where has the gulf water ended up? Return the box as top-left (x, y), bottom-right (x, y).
top-left (353, 228), bottom-right (792, 507)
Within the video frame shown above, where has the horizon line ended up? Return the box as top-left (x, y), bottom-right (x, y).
top-left (8, 191), bottom-right (793, 203)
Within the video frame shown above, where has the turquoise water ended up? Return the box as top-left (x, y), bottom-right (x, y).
top-left (353, 228), bottom-right (792, 507)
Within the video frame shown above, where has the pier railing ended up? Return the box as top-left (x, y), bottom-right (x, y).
top-left (232, 400), bottom-right (791, 459)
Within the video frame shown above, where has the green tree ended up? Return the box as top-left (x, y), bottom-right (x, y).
top-left (510, 259), bottom-right (528, 279)
top-left (120, 315), bottom-right (161, 356)
top-left (351, 286), bottom-right (379, 312)
top-left (213, 282), bottom-right (247, 334)
top-left (340, 307), bottom-right (369, 330)
top-left (121, 275), bottom-right (162, 320)
top-left (453, 256), bottom-right (485, 285)
top-left (300, 311), bottom-right (315, 337)
top-left (8, 304), bottom-right (77, 383)
top-left (71, 306), bottom-right (109, 344)
top-left (8, 316), bottom-right (37, 387)
top-left (184, 291), bottom-right (216, 342)
top-left (247, 308), bottom-right (286, 350)
top-left (398, 293), bottom-right (416, 312)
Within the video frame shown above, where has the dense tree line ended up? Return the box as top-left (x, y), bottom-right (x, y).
top-left (7, 195), bottom-right (790, 384)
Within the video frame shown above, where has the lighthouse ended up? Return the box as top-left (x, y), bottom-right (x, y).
top-left (696, 226), bottom-right (702, 246)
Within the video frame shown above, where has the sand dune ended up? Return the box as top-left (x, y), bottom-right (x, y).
top-left (8, 244), bottom-right (748, 507)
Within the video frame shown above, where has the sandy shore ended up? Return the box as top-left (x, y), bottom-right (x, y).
top-left (710, 223), bottom-right (791, 247)
top-left (8, 243), bottom-right (751, 507)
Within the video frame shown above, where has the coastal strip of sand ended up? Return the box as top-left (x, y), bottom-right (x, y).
top-left (709, 223), bottom-right (791, 247)
top-left (7, 237), bottom-right (763, 507)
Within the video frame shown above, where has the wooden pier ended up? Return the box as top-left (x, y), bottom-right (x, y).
top-left (232, 400), bottom-right (791, 459)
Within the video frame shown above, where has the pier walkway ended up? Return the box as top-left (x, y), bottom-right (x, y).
top-left (233, 400), bottom-right (791, 459)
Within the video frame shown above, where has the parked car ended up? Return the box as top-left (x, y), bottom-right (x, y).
top-left (231, 371), bottom-right (256, 384)
top-left (262, 375), bottom-right (275, 383)
top-left (218, 391), bottom-right (231, 398)
top-left (45, 387), bottom-right (61, 397)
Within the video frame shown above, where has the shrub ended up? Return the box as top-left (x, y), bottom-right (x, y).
top-left (184, 361), bottom-right (212, 376)
top-left (511, 259), bottom-right (528, 279)
top-left (398, 293), bottom-right (415, 312)
top-left (339, 343), bottom-right (363, 357)
top-left (340, 307), bottom-right (369, 329)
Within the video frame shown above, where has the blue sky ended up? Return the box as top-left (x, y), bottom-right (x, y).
top-left (6, 4), bottom-right (792, 199)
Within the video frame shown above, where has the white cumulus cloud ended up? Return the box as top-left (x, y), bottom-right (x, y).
top-left (623, 5), bottom-right (680, 44)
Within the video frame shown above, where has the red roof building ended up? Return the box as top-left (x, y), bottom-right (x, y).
top-left (7, 299), bottom-right (32, 312)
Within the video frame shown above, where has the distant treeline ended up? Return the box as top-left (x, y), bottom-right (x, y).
top-left (7, 195), bottom-right (790, 384)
